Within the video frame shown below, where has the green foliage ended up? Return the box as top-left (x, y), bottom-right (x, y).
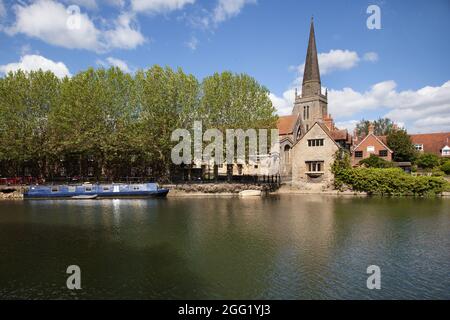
top-left (387, 129), bottom-right (417, 162)
top-left (415, 153), bottom-right (440, 169)
top-left (355, 118), bottom-right (395, 137)
top-left (0, 67), bottom-right (277, 181)
top-left (332, 167), bottom-right (447, 196)
top-left (359, 154), bottom-right (393, 168)
top-left (440, 161), bottom-right (450, 175)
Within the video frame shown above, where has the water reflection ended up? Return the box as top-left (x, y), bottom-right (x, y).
top-left (0, 196), bottom-right (449, 299)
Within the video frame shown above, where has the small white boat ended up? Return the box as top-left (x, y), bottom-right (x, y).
top-left (239, 190), bottom-right (262, 197)
top-left (71, 194), bottom-right (99, 200)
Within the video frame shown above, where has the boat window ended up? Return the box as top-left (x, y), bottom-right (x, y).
top-left (133, 186), bottom-right (140, 190)
top-left (51, 187), bottom-right (59, 192)
top-left (68, 186), bottom-right (76, 192)
top-left (103, 186), bottom-right (110, 191)
top-left (85, 187), bottom-right (92, 192)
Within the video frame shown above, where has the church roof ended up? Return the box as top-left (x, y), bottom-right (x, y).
top-left (302, 18), bottom-right (321, 86)
top-left (277, 115), bottom-right (298, 135)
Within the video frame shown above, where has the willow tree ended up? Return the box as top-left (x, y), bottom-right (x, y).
top-left (200, 72), bottom-right (277, 180)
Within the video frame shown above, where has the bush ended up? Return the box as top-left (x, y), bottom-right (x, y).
top-left (359, 154), bottom-right (393, 168)
top-left (415, 153), bottom-right (440, 169)
top-left (333, 166), bottom-right (447, 196)
top-left (441, 161), bottom-right (450, 175)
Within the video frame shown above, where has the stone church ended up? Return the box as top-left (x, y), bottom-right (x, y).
top-left (278, 19), bottom-right (352, 185)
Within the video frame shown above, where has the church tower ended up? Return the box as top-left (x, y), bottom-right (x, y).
top-left (293, 18), bottom-right (328, 133)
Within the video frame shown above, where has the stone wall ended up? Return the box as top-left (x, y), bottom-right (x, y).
top-left (291, 123), bottom-right (339, 186)
top-left (164, 183), bottom-right (277, 194)
top-left (0, 187), bottom-right (24, 200)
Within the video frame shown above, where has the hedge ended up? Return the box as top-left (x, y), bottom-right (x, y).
top-left (333, 167), bottom-right (448, 196)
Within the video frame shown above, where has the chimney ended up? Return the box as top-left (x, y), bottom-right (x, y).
top-left (324, 114), bottom-right (334, 131)
top-left (353, 128), bottom-right (359, 144)
top-left (368, 122), bottom-right (375, 135)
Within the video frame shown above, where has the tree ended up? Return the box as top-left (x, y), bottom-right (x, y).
top-left (355, 118), bottom-right (395, 137)
top-left (0, 70), bottom-right (60, 177)
top-left (387, 129), bottom-right (417, 162)
top-left (415, 153), bottom-right (440, 170)
top-left (359, 154), bottom-right (392, 168)
top-left (200, 72), bottom-right (277, 181)
top-left (135, 66), bottom-right (201, 180)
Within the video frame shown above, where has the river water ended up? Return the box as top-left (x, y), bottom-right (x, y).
top-left (0, 195), bottom-right (449, 299)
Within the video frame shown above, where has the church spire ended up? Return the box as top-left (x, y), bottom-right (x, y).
top-left (302, 17), bottom-right (321, 97)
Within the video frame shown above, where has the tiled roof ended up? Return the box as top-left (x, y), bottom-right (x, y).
top-left (277, 115), bottom-right (298, 135)
top-left (330, 129), bottom-right (348, 141)
top-left (410, 132), bottom-right (450, 155)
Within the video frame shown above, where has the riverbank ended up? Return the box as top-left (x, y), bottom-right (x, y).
top-left (1, 184), bottom-right (449, 200)
top-left (0, 186), bottom-right (24, 200)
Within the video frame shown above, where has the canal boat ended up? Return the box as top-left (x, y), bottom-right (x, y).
top-left (24, 183), bottom-right (169, 199)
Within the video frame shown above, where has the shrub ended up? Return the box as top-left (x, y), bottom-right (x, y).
top-left (441, 161), bottom-right (450, 175)
top-left (332, 166), bottom-right (447, 196)
top-left (415, 153), bottom-right (440, 169)
top-left (359, 154), bottom-right (393, 168)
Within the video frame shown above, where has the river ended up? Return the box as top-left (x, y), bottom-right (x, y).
top-left (0, 195), bottom-right (449, 299)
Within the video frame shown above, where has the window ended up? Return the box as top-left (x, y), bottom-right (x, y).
top-left (415, 144), bottom-right (424, 151)
top-left (85, 186), bottom-right (92, 192)
top-left (379, 150), bottom-right (388, 157)
top-left (284, 145), bottom-right (291, 165)
top-left (355, 151), bottom-right (363, 158)
top-left (367, 146), bottom-right (375, 153)
top-left (303, 106), bottom-right (310, 120)
top-left (51, 187), bottom-right (59, 192)
top-left (133, 186), bottom-right (140, 190)
top-left (103, 186), bottom-right (110, 191)
top-left (306, 124), bottom-right (309, 132)
top-left (307, 161), bottom-right (324, 172)
top-left (308, 139), bottom-right (324, 147)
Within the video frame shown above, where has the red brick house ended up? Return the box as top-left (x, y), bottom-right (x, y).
top-left (351, 125), bottom-right (393, 166)
top-left (410, 132), bottom-right (450, 157)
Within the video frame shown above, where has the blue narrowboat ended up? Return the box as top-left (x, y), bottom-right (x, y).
top-left (24, 183), bottom-right (169, 199)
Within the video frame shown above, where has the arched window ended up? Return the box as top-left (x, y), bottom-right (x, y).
top-left (284, 145), bottom-right (291, 166)
top-left (296, 126), bottom-right (302, 140)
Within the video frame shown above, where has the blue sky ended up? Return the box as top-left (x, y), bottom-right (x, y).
top-left (0, 0), bottom-right (449, 133)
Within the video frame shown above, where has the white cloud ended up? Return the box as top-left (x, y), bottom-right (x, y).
top-left (61, 0), bottom-right (98, 10)
top-left (213, 0), bottom-right (257, 24)
top-left (294, 49), bottom-right (360, 80)
top-left (0, 54), bottom-right (71, 78)
top-left (131, 0), bottom-right (195, 14)
top-left (105, 56), bottom-right (130, 72)
top-left (103, 13), bottom-right (146, 50)
top-left (271, 80), bottom-right (450, 133)
top-left (363, 51), bottom-right (378, 62)
top-left (5, 0), bottom-right (145, 52)
top-left (329, 80), bottom-right (450, 133)
top-left (185, 36), bottom-right (198, 50)
top-left (269, 89), bottom-right (296, 116)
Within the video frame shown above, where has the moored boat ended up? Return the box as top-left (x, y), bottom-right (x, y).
top-left (24, 183), bottom-right (169, 199)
